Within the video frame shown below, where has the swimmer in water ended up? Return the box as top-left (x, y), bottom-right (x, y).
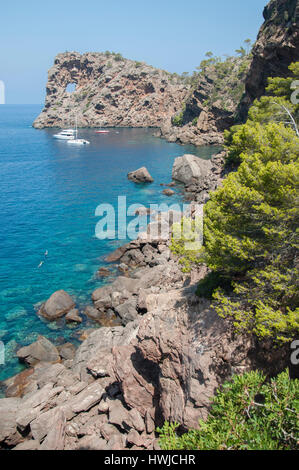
top-left (38, 261), bottom-right (44, 268)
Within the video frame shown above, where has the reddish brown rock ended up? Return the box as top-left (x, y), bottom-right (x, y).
top-left (39, 290), bottom-right (75, 321)
top-left (33, 52), bottom-right (188, 130)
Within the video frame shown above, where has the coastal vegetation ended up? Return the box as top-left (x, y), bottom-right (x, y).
top-left (171, 62), bottom-right (299, 344)
top-left (158, 370), bottom-right (299, 450)
top-left (170, 43), bottom-right (253, 128)
top-left (165, 63), bottom-right (299, 449)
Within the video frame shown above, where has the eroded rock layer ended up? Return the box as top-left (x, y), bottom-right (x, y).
top-left (33, 52), bottom-right (188, 129)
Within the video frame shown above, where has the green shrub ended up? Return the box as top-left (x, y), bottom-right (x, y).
top-left (170, 217), bottom-right (204, 271)
top-left (158, 370), bottom-right (299, 450)
top-left (172, 112), bottom-right (184, 127)
top-left (196, 271), bottom-right (231, 299)
top-left (113, 52), bottom-right (124, 61)
top-left (204, 121), bottom-right (299, 342)
top-left (171, 65), bottom-right (299, 343)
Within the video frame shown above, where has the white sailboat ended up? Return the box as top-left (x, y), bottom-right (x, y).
top-left (67, 117), bottom-right (90, 145)
top-left (53, 129), bottom-right (75, 140)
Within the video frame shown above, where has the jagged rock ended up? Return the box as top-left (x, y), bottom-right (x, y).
top-left (16, 384), bottom-right (64, 431)
top-left (114, 299), bottom-right (138, 325)
top-left (65, 309), bottom-right (82, 323)
top-left (128, 408), bottom-right (145, 433)
top-left (98, 400), bottom-right (109, 414)
top-left (240, 0), bottom-right (299, 119)
top-left (12, 440), bottom-right (40, 450)
top-left (118, 263), bottom-right (129, 274)
top-left (72, 322), bottom-right (139, 380)
top-left (16, 336), bottom-right (60, 366)
top-left (86, 353), bottom-right (113, 378)
top-left (172, 154), bottom-right (212, 185)
top-left (120, 248), bottom-right (145, 266)
top-left (39, 290), bottom-right (75, 320)
top-left (162, 188), bottom-right (175, 196)
top-left (76, 435), bottom-right (108, 450)
top-left (33, 52), bottom-right (188, 130)
top-left (91, 285), bottom-right (113, 302)
top-left (58, 343), bottom-right (76, 361)
top-left (68, 381), bottom-right (105, 414)
top-left (84, 305), bottom-right (102, 321)
top-left (113, 344), bottom-right (157, 418)
top-left (127, 167), bottom-right (154, 183)
top-left (30, 408), bottom-right (59, 442)
top-left (107, 434), bottom-right (126, 450)
top-left (105, 244), bottom-right (130, 262)
top-left (0, 397), bottom-right (22, 447)
top-left (93, 294), bottom-right (112, 311)
top-left (145, 410), bottom-right (155, 434)
top-left (3, 368), bottom-right (37, 398)
top-left (111, 276), bottom-right (140, 294)
top-left (126, 429), bottom-right (144, 447)
top-left (108, 399), bottom-right (131, 430)
top-left (100, 422), bottom-right (121, 441)
top-left (97, 267), bottom-right (111, 277)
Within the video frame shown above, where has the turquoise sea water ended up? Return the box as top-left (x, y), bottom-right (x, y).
top-left (0, 105), bottom-right (220, 382)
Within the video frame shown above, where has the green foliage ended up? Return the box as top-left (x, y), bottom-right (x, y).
top-left (192, 117), bottom-right (198, 126)
top-left (172, 112), bottom-right (184, 127)
top-left (170, 217), bottom-right (204, 272)
top-left (248, 62), bottom-right (299, 129)
top-left (113, 52), bottom-right (124, 61)
top-left (235, 46), bottom-right (246, 57)
top-left (196, 271), bottom-right (231, 299)
top-left (173, 65), bottom-right (299, 343)
top-left (158, 370), bottom-right (299, 450)
top-left (204, 120), bottom-right (299, 342)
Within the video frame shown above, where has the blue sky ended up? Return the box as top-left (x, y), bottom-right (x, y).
top-left (0, 0), bottom-right (267, 104)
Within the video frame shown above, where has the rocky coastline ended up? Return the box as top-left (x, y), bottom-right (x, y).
top-left (0, 151), bottom-right (289, 450)
top-left (2, 0), bottom-right (297, 450)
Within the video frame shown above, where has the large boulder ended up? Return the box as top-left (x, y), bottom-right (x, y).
top-left (127, 167), bottom-right (154, 183)
top-left (172, 154), bottom-right (212, 185)
top-left (39, 290), bottom-right (75, 320)
top-left (16, 336), bottom-right (60, 366)
top-left (0, 397), bottom-right (23, 447)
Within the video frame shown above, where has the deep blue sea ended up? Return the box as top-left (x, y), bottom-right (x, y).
top-left (0, 105), bottom-right (220, 382)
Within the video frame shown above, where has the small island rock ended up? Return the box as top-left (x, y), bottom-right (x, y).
top-left (127, 167), bottom-right (154, 183)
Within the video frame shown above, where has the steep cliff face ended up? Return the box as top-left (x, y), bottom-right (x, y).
top-left (33, 52), bottom-right (188, 129)
top-left (239, 0), bottom-right (299, 119)
top-left (157, 56), bottom-right (251, 146)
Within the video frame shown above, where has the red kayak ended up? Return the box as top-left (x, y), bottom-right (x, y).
top-left (95, 130), bottom-right (110, 134)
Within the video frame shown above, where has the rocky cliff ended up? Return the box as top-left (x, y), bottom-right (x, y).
top-left (0, 154), bottom-right (290, 450)
top-left (157, 56), bottom-right (251, 146)
top-left (239, 0), bottom-right (299, 119)
top-left (33, 52), bottom-right (188, 129)
top-left (33, 1), bottom-right (299, 145)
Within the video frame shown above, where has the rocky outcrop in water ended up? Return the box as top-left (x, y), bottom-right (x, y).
top-left (33, 52), bottom-right (188, 129)
top-left (239, 0), bottom-right (299, 119)
top-left (127, 167), bottom-right (154, 183)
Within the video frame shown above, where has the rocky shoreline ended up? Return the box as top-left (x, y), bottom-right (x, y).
top-left (0, 150), bottom-right (289, 450)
